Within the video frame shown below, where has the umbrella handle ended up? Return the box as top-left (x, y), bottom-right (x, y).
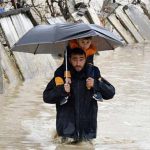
top-left (65, 49), bottom-right (68, 83)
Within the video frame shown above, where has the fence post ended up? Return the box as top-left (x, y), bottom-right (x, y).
top-left (0, 50), bottom-right (3, 94)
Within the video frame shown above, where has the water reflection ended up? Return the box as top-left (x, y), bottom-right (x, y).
top-left (0, 43), bottom-right (150, 149)
top-left (55, 142), bottom-right (95, 150)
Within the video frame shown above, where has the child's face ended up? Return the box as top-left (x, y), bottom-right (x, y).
top-left (77, 38), bottom-right (92, 50)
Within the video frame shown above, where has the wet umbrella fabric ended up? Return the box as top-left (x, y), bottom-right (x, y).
top-left (11, 23), bottom-right (123, 55)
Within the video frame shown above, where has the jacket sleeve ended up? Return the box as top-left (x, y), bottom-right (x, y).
top-left (43, 78), bottom-right (68, 104)
top-left (94, 77), bottom-right (115, 100)
top-left (54, 64), bottom-right (65, 77)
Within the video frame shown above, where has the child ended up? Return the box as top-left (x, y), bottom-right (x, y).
top-left (55, 37), bottom-right (102, 105)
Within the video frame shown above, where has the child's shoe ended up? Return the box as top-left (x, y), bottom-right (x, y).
top-left (60, 96), bottom-right (69, 105)
top-left (93, 92), bottom-right (103, 101)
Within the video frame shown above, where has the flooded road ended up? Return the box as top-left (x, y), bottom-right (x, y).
top-left (0, 43), bottom-right (150, 150)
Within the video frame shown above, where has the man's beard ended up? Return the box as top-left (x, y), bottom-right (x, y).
top-left (74, 66), bottom-right (83, 72)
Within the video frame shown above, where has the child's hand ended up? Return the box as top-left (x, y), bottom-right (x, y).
top-left (65, 78), bottom-right (71, 84)
top-left (64, 83), bottom-right (70, 93)
top-left (86, 77), bottom-right (94, 89)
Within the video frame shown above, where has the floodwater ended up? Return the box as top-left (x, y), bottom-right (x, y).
top-left (0, 43), bottom-right (150, 150)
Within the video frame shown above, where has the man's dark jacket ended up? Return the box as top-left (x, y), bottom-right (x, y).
top-left (43, 66), bottom-right (115, 140)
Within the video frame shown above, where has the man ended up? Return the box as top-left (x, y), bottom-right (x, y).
top-left (54, 37), bottom-right (102, 103)
top-left (43, 48), bottom-right (115, 143)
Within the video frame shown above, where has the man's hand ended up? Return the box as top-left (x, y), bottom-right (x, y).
top-left (64, 83), bottom-right (70, 93)
top-left (65, 78), bottom-right (71, 84)
top-left (86, 77), bottom-right (94, 89)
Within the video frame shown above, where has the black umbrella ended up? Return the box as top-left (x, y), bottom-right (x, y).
top-left (12, 22), bottom-right (123, 78)
top-left (12, 23), bottom-right (123, 54)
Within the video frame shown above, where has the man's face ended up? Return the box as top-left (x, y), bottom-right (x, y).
top-left (69, 54), bottom-right (86, 72)
top-left (77, 38), bottom-right (92, 50)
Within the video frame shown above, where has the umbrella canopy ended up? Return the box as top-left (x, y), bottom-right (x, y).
top-left (11, 23), bottom-right (123, 55)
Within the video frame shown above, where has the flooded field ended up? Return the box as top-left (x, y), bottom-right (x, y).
top-left (0, 43), bottom-right (150, 150)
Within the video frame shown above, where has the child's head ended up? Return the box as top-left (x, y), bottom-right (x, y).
top-left (77, 37), bottom-right (92, 50)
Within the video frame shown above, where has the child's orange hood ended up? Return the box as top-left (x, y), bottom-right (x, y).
top-left (69, 39), bottom-right (96, 57)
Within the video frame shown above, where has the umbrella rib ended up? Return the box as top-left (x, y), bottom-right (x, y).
top-left (104, 38), bottom-right (114, 49)
top-left (60, 30), bottom-right (91, 40)
top-left (34, 44), bottom-right (39, 54)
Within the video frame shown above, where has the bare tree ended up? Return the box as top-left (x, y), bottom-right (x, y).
top-left (27, 0), bottom-right (73, 23)
top-left (57, 0), bottom-right (70, 19)
top-left (30, 0), bottom-right (45, 22)
top-left (45, 0), bottom-right (73, 20)
top-left (46, 0), bottom-right (57, 17)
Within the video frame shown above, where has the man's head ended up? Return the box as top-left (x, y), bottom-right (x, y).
top-left (69, 48), bottom-right (86, 72)
top-left (77, 37), bottom-right (92, 50)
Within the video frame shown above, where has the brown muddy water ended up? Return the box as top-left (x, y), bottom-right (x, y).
top-left (0, 43), bottom-right (150, 150)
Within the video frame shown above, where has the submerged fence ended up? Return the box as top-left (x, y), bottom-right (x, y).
top-left (0, 8), bottom-right (57, 85)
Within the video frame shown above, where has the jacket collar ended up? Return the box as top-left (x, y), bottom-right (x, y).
top-left (70, 65), bottom-right (87, 79)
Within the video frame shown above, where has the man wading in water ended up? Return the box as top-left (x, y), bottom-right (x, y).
top-left (43, 47), bottom-right (115, 143)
